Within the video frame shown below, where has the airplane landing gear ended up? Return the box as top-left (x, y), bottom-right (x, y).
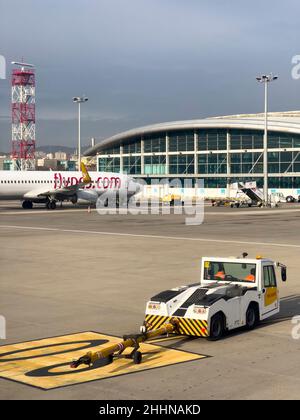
top-left (46, 200), bottom-right (57, 210)
top-left (22, 200), bottom-right (33, 209)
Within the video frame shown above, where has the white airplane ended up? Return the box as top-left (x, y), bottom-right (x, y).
top-left (0, 163), bottom-right (140, 210)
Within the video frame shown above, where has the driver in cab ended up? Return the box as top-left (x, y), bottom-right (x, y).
top-left (214, 264), bottom-right (226, 280)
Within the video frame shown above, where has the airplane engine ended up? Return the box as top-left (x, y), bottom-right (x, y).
top-left (77, 189), bottom-right (98, 203)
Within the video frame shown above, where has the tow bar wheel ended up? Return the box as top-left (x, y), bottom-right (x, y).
top-left (132, 350), bottom-right (142, 364)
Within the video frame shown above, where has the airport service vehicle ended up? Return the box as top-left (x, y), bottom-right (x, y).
top-left (144, 253), bottom-right (287, 340)
top-left (286, 194), bottom-right (300, 203)
top-left (211, 198), bottom-right (255, 208)
top-left (70, 253), bottom-right (286, 367)
top-left (0, 163), bottom-right (140, 209)
top-left (162, 193), bottom-right (183, 206)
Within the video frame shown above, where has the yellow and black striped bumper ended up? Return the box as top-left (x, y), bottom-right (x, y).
top-left (145, 314), bottom-right (209, 337)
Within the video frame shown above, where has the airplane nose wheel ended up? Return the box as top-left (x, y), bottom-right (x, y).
top-left (46, 200), bottom-right (57, 210)
top-left (22, 200), bottom-right (33, 209)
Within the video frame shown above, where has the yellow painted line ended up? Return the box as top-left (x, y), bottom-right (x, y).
top-left (0, 332), bottom-right (207, 390)
top-left (148, 335), bottom-right (184, 344)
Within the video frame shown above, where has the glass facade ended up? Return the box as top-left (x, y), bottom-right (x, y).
top-left (101, 146), bottom-right (120, 155)
top-left (230, 152), bottom-right (263, 174)
top-left (123, 156), bottom-right (141, 174)
top-left (123, 139), bottom-right (141, 154)
top-left (198, 153), bottom-right (227, 174)
top-left (267, 151), bottom-right (300, 173)
top-left (144, 134), bottom-right (166, 153)
top-left (199, 130), bottom-right (226, 151)
top-left (230, 130), bottom-right (263, 149)
top-left (169, 154), bottom-right (194, 174)
top-left (98, 157), bottom-right (120, 172)
top-left (268, 133), bottom-right (300, 149)
top-left (144, 155), bottom-right (166, 175)
top-left (169, 131), bottom-right (194, 152)
top-left (97, 128), bottom-right (300, 190)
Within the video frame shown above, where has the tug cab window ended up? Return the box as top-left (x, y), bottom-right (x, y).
top-left (204, 261), bottom-right (257, 283)
top-left (263, 266), bottom-right (277, 287)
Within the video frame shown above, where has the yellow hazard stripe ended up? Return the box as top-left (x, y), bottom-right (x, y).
top-left (180, 318), bottom-right (195, 336)
top-left (145, 315), bottom-right (209, 337)
top-left (178, 319), bottom-right (190, 335)
top-left (187, 319), bottom-right (201, 336)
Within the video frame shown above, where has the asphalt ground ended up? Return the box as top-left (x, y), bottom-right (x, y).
top-left (0, 200), bottom-right (300, 400)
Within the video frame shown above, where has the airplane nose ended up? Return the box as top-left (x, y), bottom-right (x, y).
top-left (128, 178), bottom-right (142, 193)
top-left (135, 182), bottom-right (142, 193)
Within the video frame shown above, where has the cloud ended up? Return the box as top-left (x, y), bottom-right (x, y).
top-left (0, 0), bottom-right (300, 149)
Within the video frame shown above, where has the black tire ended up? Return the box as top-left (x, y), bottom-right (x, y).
top-left (49, 201), bottom-right (56, 210)
top-left (209, 313), bottom-right (225, 340)
top-left (107, 354), bottom-right (114, 364)
top-left (22, 200), bottom-right (33, 209)
top-left (245, 304), bottom-right (259, 330)
top-left (286, 195), bottom-right (295, 203)
top-left (132, 350), bottom-right (142, 364)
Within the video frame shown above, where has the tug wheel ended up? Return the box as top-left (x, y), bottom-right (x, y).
top-left (209, 313), bottom-right (225, 341)
top-left (132, 350), bottom-right (142, 364)
top-left (246, 304), bottom-right (259, 330)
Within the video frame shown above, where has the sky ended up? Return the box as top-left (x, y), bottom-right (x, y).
top-left (0, 0), bottom-right (300, 152)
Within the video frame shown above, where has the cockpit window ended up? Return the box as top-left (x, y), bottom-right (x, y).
top-left (204, 261), bottom-right (257, 283)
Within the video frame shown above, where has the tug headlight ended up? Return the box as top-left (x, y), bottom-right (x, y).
top-left (147, 302), bottom-right (161, 311)
top-left (193, 306), bottom-right (207, 315)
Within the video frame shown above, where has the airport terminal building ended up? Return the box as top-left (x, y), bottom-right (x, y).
top-left (85, 111), bottom-right (300, 197)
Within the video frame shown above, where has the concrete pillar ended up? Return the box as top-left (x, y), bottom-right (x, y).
top-left (194, 130), bottom-right (198, 175)
top-left (226, 130), bottom-right (231, 197)
top-left (166, 133), bottom-right (169, 175)
top-left (141, 137), bottom-right (144, 175)
top-left (120, 144), bottom-right (123, 173)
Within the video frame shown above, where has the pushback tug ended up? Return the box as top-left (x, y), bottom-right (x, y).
top-left (144, 253), bottom-right (286, 340)
top-left (71, 253), bottom-right (286, 368)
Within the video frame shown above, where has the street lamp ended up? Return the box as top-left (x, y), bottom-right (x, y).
top-left (256, 74), bottom-right (278, 205)
top-left (73, 96), bottom-right (88, 169)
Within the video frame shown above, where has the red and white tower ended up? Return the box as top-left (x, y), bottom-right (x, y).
top-left (11, 61), bottom-right (36, 170)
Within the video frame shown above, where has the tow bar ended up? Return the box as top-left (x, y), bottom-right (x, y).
top-left (70, 318), bottom-right (179, 368)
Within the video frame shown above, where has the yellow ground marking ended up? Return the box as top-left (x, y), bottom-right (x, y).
top-left (0, 332), bottom-right (207, 390)
top-left (148, 335), bottom-right (184, 344)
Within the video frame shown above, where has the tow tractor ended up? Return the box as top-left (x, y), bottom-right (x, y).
top-left (144, 253), bottom-right (286, 340)
top-left (70, 253), bottom-right (286, 368)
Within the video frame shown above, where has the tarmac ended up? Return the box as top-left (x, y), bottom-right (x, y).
top-left (0, 201), bottom-right (300, 400)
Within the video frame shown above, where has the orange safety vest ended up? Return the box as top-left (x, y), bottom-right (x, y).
top-left (245, 274), bottom-right (255, 282)
top-left (215, 271), bottom-right (225, 279)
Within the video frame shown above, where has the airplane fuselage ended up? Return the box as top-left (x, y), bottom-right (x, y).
top-left (0, 170), bottom-right (132, 202)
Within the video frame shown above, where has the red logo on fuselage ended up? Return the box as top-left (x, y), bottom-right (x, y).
top-left (53, 173), bottom-right (121, 190)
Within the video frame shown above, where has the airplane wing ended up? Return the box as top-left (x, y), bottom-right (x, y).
top-left (24, 162), bottom-right (92, 200)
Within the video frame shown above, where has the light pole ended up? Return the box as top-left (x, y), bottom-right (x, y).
top-left (256, 74), bottom-right (278, 205)
top-left (73, 96), bottom-right (88, 169)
